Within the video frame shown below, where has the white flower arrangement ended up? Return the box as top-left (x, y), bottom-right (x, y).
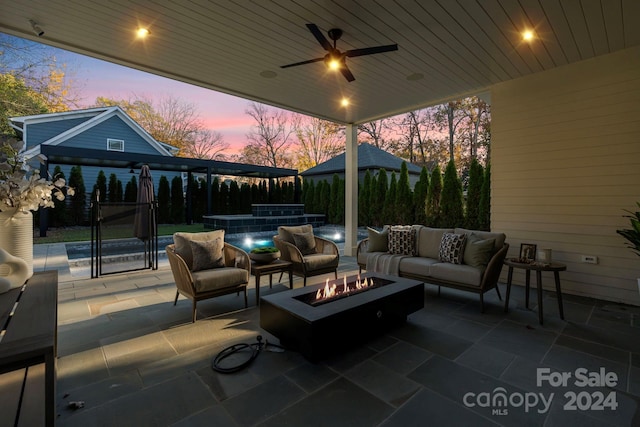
top-left (0, 136), bottom-right (74, 213)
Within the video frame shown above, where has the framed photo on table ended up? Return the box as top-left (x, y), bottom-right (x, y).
top-left (519, 243), bottom-right (537, 262)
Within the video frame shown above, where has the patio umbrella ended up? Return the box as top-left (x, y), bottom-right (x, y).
top-left (134, 165), bottom-right (155, 240)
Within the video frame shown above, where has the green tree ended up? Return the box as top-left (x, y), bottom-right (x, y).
top-left (170, 176), bottom-right (184, 223)
top-left (92, 170), bottom-right (107, 203)
top-left (304, 180), bottom-right (315, 213)
top-left (478, 163), bottom-right (491, 231)
top-left (229, 180), bottom-right (241, 214)
top-left (157, 175), bottom-right (170, 223)
top-left (50, 166), bottom-right (67, 226)
top-left (107, 173), bottom-right (119, 202)
top-left (329, 174), bottom-right (341, 224)
top-left (0, 74), bottom-right (47, 135)
top-left (440, 160), bottom-right (464, 228)
top-left (396, 162), bottom-right (413, 224)
top-left (219, 181), bottom-right (229, 214)
top-left (124, 176), bottom-right (137, 202)
top-left (359, 170), bottom-right (372, 226)
top-left (413, 166), bottom-right (429, 225)
top-left (383, 172), bottom-right (398, 224)
top-left (240, 183), bottom-right (251, 213)
top-left (426, 165), bottom-right (442, 226)
top-left (465, 158), bottom-right (484, 229)
top-left (210, 177), bottom-right (220, 214)
top-left (319, 180), bottom-right (331, 218)
top-left (312, 180), bottom-right (323, 214)
top-left (68, 165), bottom-right (86, 225)
top-left (373, 168), bottom-right (388, 226)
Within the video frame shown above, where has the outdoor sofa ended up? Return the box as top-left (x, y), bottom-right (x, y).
top-left (357, 226), bottom-right (509, 312)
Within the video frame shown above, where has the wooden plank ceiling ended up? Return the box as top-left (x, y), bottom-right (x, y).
top-left (0, 0), bottom-right (638, 124)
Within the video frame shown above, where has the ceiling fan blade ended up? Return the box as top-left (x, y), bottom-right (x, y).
top-left (306, 23), bottom-right (332, 51)
top-left (340, 64), bottom-right (355, 82)
top-left (345, 44), bottom-right (398, 58)
top-left (280, 57), bottom-right (324, 68)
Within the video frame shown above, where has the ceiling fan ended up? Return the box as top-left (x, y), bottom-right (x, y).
top-left (280, 24), bottom-right (398, 82)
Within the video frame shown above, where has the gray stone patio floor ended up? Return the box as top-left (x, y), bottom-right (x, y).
top-left (34, 243), bottom-right (640, 426)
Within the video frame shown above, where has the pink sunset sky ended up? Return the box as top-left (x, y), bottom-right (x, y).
top-left (57, 48), bottom-right (261, 155)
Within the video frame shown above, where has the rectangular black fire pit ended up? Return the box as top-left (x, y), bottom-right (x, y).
top-left (260, 273), bottom-right (424, 361)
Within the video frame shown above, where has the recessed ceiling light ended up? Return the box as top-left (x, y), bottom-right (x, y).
top-left (260, 70), bottom-right (278, 78)
top-left (136, 27), bottom-right (150, 38)
top-left (340, 98), bottom-right (350, 107)
top-left (406, 73), bottom-right (424, 81)
top-left (522, 30), bottom-right (535, 42)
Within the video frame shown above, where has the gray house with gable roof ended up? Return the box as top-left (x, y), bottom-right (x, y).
top-left (300, 143), bottom-right (423, 188)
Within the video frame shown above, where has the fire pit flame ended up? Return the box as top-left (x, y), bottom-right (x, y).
top-left (314, 275), bottom-right (375, 303)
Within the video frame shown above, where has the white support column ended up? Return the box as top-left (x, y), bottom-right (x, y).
top-left (344, 124), bottom-right (358, 256)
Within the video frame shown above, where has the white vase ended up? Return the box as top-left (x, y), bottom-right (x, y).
top-left (0, 208), bottom-right (34, 280)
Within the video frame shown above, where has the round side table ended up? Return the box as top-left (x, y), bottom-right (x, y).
top-left (503, 259), bottom-right (567, 324)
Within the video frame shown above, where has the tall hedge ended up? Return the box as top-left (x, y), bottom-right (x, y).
top-left (157, 176), bottom-right (170, 223)
top-left (478, 163), bottom-right (491, 231)
top-left (373, 168), bottom-right (388, 226)
top-left (426, 165), bottom-right (442, 227)
top-left (440, 159), bottom-right (464, 228)
top-left (68, 165), bottom-right (86, 225)
top-left (51, 166), bottom-right (67, 226)
top-left (359, 170), bottom-right (372, 226)
top-left (92, 170), bottom-right (107, 203)
top-left (124, 176), bottom-right (137, 202)
top-left (396, 162), bottom-right (413, 224)
top-left (465, 158), bottom-right (484, 229)
top-left (383, 172), bottom-right (398, 224)
top-left (413, 166), bottom-right (429, 225)
top-left (170, 176), bottom-right (184, 223)
top-left (107, 173), bottom-right (119, 202)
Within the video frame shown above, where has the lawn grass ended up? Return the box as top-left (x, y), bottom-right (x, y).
top-left (33, 223), bottom-right (206, 244)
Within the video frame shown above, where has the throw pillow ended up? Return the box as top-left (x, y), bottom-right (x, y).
top-left (439, 233), bottom-right (467, 264)
top-left (190, 238), bottom-right (225, 271)
top-left (278, 224), bottom-right (313, 245)
top-left (293, 231), bottom-right (317, 255)
top-left (174, 230), bottom-right (225, 269)
top-left (388, 226), bottom-right (416, 256)
top-left (367, 227), bottom-right (389, 252)
top-left (463, 233), bottom-right (495, 269)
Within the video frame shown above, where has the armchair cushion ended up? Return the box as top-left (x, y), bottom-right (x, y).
top-left (190, 238), bottom-right (225, 271)
top-left (191, 267), bottom-right (249, 292)
top-left (293, 231), bottom-right (317, 255)
top-left (303, 253), bottom-right (340, 271)
top-left (174, 230), bottom-right (225, 270)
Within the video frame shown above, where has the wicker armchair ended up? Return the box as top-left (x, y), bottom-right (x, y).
top-left (166, 238), bottom-right (251, 322)
top-left (273, 225), bottom-right (339, 287)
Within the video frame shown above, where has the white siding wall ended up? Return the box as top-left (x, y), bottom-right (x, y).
top-left (491, 46), bottom-right (640, 305)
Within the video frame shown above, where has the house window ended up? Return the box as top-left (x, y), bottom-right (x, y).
top-left (107, 138), bottom-right (124, 152)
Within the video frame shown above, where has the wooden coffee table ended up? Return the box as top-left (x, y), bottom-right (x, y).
top-left (251, 259), bottom-right (293, 305)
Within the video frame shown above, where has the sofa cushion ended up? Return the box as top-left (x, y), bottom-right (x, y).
top-left (439, 233), bottom-right (467, 264)
top-left (293, 231), bottom-right (317, 255)
top-left (367, 227), bottom-right (389, 252)
top-left (417, 227), bottom-right (454, 259)
top-left (399, 256), bottom-right (440, 277)
top-left (190, 237), bottom-right (225, 271)
top-left (388, 226), bottom-right (416, 255)
top-left (191, 267), bottom-right (248, 293)
top-left (463, 233), bottom-right (495, 270)
top-left (278, 224), bottom-right (313, 245)
top-left (455, 228), bottom-right (506, 252)
top-left (303, 253), bottom-right (340, 271)
top-left (174, 230), bottom-right (225, 270)
top-left (429, 263), bottom-right (483, 287)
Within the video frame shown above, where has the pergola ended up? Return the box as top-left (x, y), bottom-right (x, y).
top-left (36, 145), bottom-right (298, 235)
top-left (1, 1), bottom-right (639, 303)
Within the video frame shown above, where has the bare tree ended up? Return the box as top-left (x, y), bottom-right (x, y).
top-left (294, 115), bottom-right (344, 171)
top-left (181, 129), bottom-right (229, 160)
top-left (458, 97), bottom-right (490, 162)
top-left (394, 108), bottom-right (438, 164)
top-left (357, 118), bottom-right (397, 152)
top-left (435, 101), bottom-right (466, 162)
top-left (243, 102), bottom-right (295, 168)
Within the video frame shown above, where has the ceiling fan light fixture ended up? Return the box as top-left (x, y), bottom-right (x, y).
top-left (324, 54), bottom-right (342, 71)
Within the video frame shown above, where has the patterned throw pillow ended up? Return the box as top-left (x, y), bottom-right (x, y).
top-left (190, 238), bottom-right (225, 271)
top-left (439, 233), bottom-right (467, 264)
top-left (293, 231), bottom-right (317, 255)
top-left (388, 226), bottom-right (416, 255)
